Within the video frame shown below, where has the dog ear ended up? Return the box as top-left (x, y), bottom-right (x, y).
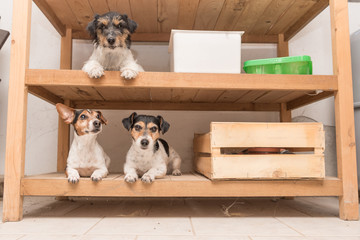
top-left (123, 14), bottom-right (137, 33)
top-left (96, 111), bottom-right (108, 125)
top-left (122, 112), bottom-right (137, 131)
top-left (56, 103), bottom-right (76, 124)
top-left (86, 14), bottom-right (100, 39)
top-left (157, 115), bottom-right (170, 134)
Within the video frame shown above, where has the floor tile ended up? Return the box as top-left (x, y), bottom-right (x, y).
top-left (191, 217), bottom-right (300, 236)
top-left (81, 235), bottom-right (136, 240)
top-left (0, 217), bottom-right (101, 235)
top-left (137, 236), bottom-right (250, 240)
top-left (17, 235), bottom-right (81, 240)
top-left (87, 217), bottom-right (193, 235)
top-left (0, 235), bottom-right (24, 240)
top-left (277, 217), bottom-right (360, 236)
top-left (252, 237), bottom-right (360, 240)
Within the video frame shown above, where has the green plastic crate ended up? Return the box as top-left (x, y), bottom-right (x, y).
top-left (243, 55), bottom-right (312, 74)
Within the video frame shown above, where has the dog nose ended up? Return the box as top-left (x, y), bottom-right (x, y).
top-left (107, 37), bottom-right (115, 45)
top-left (141, 139), bottom-right (149, 147)
top-left (93, 121), bottom-right (101, 128)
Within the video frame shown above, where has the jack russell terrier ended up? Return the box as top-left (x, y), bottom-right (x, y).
top-left (56, 103), bottom-right (110, 183)
top-left (122, 112), bottom-right (182, 183)
top-left (82, 11), bottom-right (144, 79)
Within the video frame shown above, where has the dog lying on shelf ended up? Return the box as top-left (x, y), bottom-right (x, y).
top-left (56, 103), bottom-right (110, 183)
top-left (82, 11), bottom-right (144, 79)
top-left (122, 112), bottom-right (182, 183)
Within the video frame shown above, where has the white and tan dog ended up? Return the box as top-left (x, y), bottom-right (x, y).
top-left (82, 11), bottom-right (143, 79)
top-left (56, 103), bottom-right (110, 183)
top-left (122, 112), bottom-right (182, 183)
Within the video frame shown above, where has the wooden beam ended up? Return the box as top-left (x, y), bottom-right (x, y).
top-left (72, 101), bottom-right (280, 111)
top-left (3, 0), bottom-right (32, 222)
top-left (25, 70), bottom-right (338, 91)
top-left (21, 173), bottom-right (342, 197)
top-left (277, 34), bottom-right (289, 58)
top-left (57, 28), bottom-right (73, 175)
top-left (28, 86), bottom-right (64, 105)
top-left (57, 99), bottom-right (70, 173)
top-left (280, 103), bottom-right (292, 122)
top-left (287, 91), bottom-right (334, 110)
top-left (284, 0), bottom-right (328, 41)
top-left (33, 0), bottom-right (66, 36)
top-left (330, 0), bottom-right (359, 220)
top-left (60, 27), bottom-right (72, 69)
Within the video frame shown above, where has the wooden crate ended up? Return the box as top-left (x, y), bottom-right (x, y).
top-left (194, 122), bottom-right (325, 180)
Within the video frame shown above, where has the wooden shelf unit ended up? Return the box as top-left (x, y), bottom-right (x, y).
top-left (3, 0), bottom-right (358, 222)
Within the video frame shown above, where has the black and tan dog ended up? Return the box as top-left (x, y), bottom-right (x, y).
top-left (82, 11), bottom-right (143, 79)
top-left (122, 112), bottom-right (182, 183)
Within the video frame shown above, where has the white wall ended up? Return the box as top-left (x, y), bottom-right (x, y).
top-left (0, 3), bottom-right (359, 175)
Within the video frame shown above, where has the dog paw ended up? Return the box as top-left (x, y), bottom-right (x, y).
top-left (87, 66), bottom-right (104, 78)
top-left (121, 69), bottom-right (138, 79)
top-left (68, 174), bottom-right (80, 184)
top-left (141, 174), bottom-right (154, 184)
top-left (172, 169), bottom-right (182, 176)
top-left (124, 174), bottom-right (138, 183)
top-left (90, 172), bottom-right (103, 182)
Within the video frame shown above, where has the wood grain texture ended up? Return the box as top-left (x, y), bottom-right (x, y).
top-left (33, 0), bottom-right (65, 36)
top-left (45, 0), bottom-right (82, 31)
top-left (130, 0), bottom-right (158, 33)
top-left (21, 173), bottom-right (342, 197)
top-left (158, 0), bottom-right (179, 33)
top-left (330, 0), bottom-right (359, 220)
top-left (210, 122), bottom-right (325, 149)
top-left (60, 27), bottom-right (72, 69)
top-left (177, 0), bottom-right (200, 29)
top-left (72, 101), bottom-right (280, 111)
top-left (285, 0), bottom-right (328, 40)
top-left (107, 0), bottom-right (132, 18)
top-left (215, 0), bottom-right (246, 31)
top-left (211, 155), bottom-right (325, 179)
top-left (65, 0), bottom-right (94, 29)
top-left (25, 70), bottom-right (338, 91)
top-left (28, 86), bottom-right (64, 105)
top-left (193, 0), bottom-right (225, 30)
top-left (3, 0), bottom-right (32, 222)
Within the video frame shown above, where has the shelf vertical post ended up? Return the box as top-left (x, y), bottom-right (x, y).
top-left (330, 0), bottom-right (359, 220)
top-left (3, 0), bottom-right (32, 222)
top-left (278, 34), bottom-right (291, 122)
top-left (57, 27), bottom-right (72, 173)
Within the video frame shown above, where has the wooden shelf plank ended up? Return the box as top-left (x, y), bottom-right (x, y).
top-left (72, 101), bottom-right (281, 111)
top-left (26, 70), bottom-right (338, 91)
top-left (33, 0), bottom-right (328, 42)
top-left (21, 173), bottom-right (342, 197)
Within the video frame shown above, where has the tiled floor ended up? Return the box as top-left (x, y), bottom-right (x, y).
top-left (0, 196), bottom-right (359, 239)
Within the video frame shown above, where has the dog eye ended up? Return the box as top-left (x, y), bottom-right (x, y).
top-left (80, 114), bottom-right (87, 120)
top-left (99, 23), bottom-right (106, 29)
top-left (134, 125), bottom-right (142, 131)
top-left (150, 127), bottom-right (157, 133)
top-left (96, 114), bottom-right (100, 119)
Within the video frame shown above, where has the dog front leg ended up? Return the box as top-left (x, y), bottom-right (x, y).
top-left (141, 165), bottom-right (167, 184)
top-left (124, 163), bottom-right (139, 183)
top-left (82, 59), bottom-right (104, 78)
top-left (90, 167), bottom-right (108, 182)
top-left (120, 54), bottom-right (144, 80)
top-left (66, 167), bottom-right (80, 184)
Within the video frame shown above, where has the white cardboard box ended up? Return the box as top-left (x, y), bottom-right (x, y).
top-left (169, 30), bottom-right (244, 73)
